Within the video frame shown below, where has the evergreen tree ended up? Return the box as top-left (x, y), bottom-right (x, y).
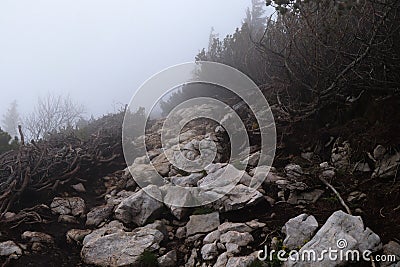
top-left (0, 127), bottom-right (18, 155)
top-left (244, 0), bottom-right (266, 33)
top-left (2, 100), bottom-right (20, 138)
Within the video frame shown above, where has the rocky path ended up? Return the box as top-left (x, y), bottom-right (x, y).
top-left (1, 111), bottom-right (399, 267)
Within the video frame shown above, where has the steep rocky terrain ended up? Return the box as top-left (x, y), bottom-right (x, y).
top-left (0, 104), bottom-right (399, 267)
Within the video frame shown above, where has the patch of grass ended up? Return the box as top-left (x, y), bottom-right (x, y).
top-left (138, 250), bottom-right (158, 267)
top-left (264, 238), bottom-right (291, 267)
top-left (322, 196), bottom-right (339, 203)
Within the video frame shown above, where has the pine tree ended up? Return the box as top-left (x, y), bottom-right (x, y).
top-left (244, 0), bottom-right (266, 33)
top-left (2, 100), bottom-right (19, 138)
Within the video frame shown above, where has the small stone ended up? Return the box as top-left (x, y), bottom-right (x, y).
top-left (186, 212), bottom-right (220, 237)
top-left (220, 231), bottom-right (254, 247)
top-left (50, 197), bottom-right (85, 217)
top-left (158, 250), bottom-right (177, 267)
top-left (225, 243), bottom-right (240, 254)
top-left (176, 227), bottom-right (186, 239)
top-left (31, 242), bottom-right (44, 253)
top-left (203, 230), bottom-right (220, 244)
top-left (86, 205), bottom-right (114, 227)
top-left (21, 231), bottom-right (54, 244)
top-left (159, 247), bottom-right (167, 255)
top-left (301, 152), bottom-right (313, 161)
top-left (265, 196), bottom-right (276, 206)
top-left (71, 183), bottom-right (86, 193)
top-left (383, 241), bottom-right (400, 264)
top-left (214, 252), bottom-right (230, 267)
top-left (66, 229), bottom-right (92, 244)
top-left (0, 241), bottom-right (22, 259)
top-left (187, 234), bottom-right (205, 243)
top-left (374, 145), bottom-right (386, 160)
top-left (201, 243), bottom-right (218, 260)
top-left (285, 163), bottom-right (303, 178)
top-left (282, 214), bottom-right (318, 250)
top-left (185, 248), bottom-right (197, 267)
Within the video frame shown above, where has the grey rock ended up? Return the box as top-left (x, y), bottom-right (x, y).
top-left (220, 231), bottom-right (254, 247)
top-left (115, 185), bottom-right (164, 226)
top-left (203, 230), bottom-right (220, 244)
top-left (282, 214), bottom-right (318, 250)
top-left (158, 250), bottom-right (177, 267)
top-left (381, 241), bottom-right (400, 267)
top-left (82, 220), bottom-right (125, 246)
top-left (71, 183), bottom-right (86, 193)
top-left (218, 221), bottom-right (258, 234)
top-left (163, 186), bottom-right (192, 220)
top-left (198, 164), bottom-right (244, 191)
top-left (105, 190), bottom-right (135, 206)
top-left (374, 145), bottom-right (387, 160)
top-left (185, 248), bottom-right (198, 267)
top-left (301, 152), bottom-right (314, 161)
top-left (50, 197), bottom-right (85, 216)
top-left (347, 191), bottom-right (367, 203)
top-left (66, 229), bottom-right (92, 244)
top-left (226, 243), bottom-right (240, 254)
top-left (331, 140), bottom-right (351, 171)
top-left (245, 219), bottom-right (266, 229)
top-left (175, 226), bottom-right (186, 239)
top-left (0, 241), bottom-right (22, 259)
top-left (187, 234), bottom-right (205, 243)
top-left (186, 212), bottom-right (220, 237)
top-left (226, 253), bottom-right (258, 267)
top-left (354, 162), bottom-right (371, 172)
top-left (214, 184), bottom-right (264, 212)
top-left (286, 210), bottom-right (381, 266)
top-left (21, 231), bottom-right (54, 244)
top-left (285, 163), bottom-right (303, 178)
top-left (170, 173), bottom-right (204, 187)
top-left (213, 252), bottom-right (230, 267)
top-left (240, 151), bottom-right (260, 167)
top-left (152, 153), bottom-right (171, 177)
top-left (143, 220), bottom-right (168, 238)
top-left (126, 163), bottom-right (164, 186)
top-left (372, 153), bottom-right (400, 179)
top-left (86, 204), bottom-right (114, 227)
top-left (81, 222), bottom-right (164, 266)
top-left (201, 243), bottom-right (218, 260)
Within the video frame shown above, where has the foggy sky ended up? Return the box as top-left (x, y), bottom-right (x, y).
top-left (0, 0), bottom-right (255, 121)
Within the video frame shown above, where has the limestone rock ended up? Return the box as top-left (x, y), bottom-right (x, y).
top-left (86, 204), bottom-right (114, 227)
top-left (81, 222), bottom-right (164, 266)
top-left (285, 163), bottom-right (303, 179)
top-left (201, 242), bottom-right (218, 260)
top-left (286, 210), bottom-right (381, 266)
top-left (0, 241), bottom-right (22, 259)
top-left (158, 250), bottom-right (177, 267)
top-left (50, 197), bottom-right (85, 217)
top-left (66, 229), bottom-right (92, 244)
top-left (115, 185), bottom-right (164, 226)
top-left (21, 231), bottom-right (54, 244)
top-left (214, 184), bottom-right (264, 212)
top-left (186, 212), bottom-right (220, 237)
top-left (282, 214), bottom-right (318, 250)
top-left (220, 231), bottom-right (254, 247)
top-left (203, 230), bottom-right (221, 244)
